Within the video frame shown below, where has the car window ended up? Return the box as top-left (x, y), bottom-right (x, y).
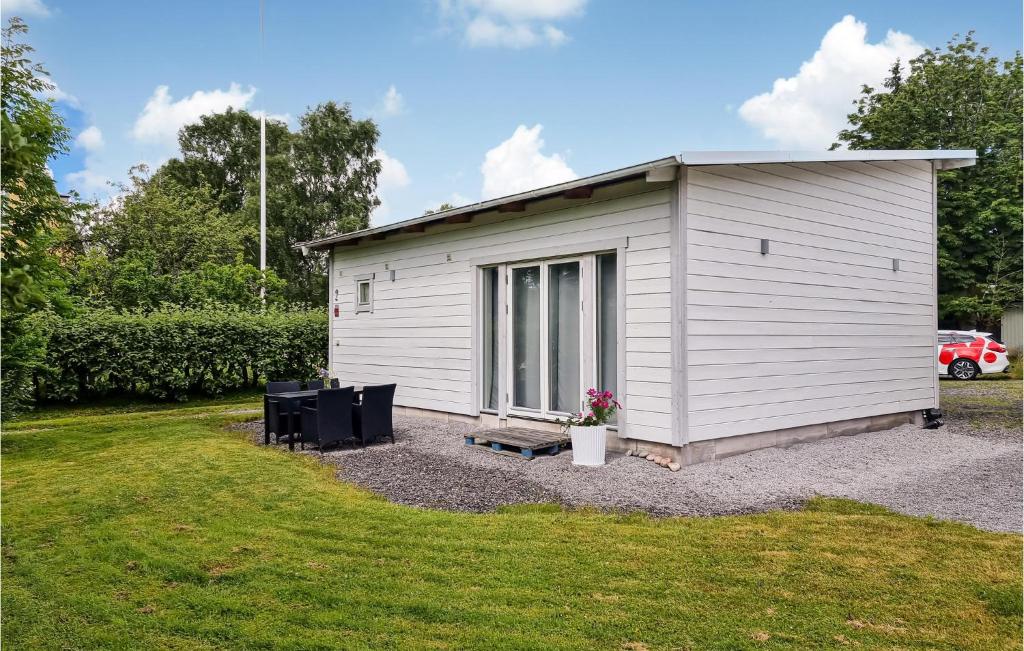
top-left (955, 335), bottom-right (978, 343)
top-left (938, 334), bottom-right (953, 344)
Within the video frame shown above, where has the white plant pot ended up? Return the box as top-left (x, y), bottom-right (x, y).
top-left (569, 425), bottom-right (607, 466)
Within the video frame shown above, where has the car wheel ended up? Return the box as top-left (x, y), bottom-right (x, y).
top-left (949, 358), bottom-right (979, 380)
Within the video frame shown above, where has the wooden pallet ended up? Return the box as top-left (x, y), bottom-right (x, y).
top-left (464, 427), bottom-right (570, 459)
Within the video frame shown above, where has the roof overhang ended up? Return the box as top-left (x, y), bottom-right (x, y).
top-left (679, 149), bottom-right (977, 170)
top-left (298, 156), bottom-right (679, 252)
top-left (297, 149), bottom-right (976, 253)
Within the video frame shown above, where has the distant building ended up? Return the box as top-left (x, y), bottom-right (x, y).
top-left (1001, 305), bottom-right (1022, 353)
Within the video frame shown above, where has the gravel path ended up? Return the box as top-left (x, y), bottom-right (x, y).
top-left (237, 382), bottom-right (1022, 532)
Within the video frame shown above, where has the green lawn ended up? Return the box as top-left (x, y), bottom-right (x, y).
top-left (3, 400), bottom-right (1021, 650)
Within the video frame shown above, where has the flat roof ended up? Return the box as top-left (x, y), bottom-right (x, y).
top-left (298, 149), bottom-right (976, 251)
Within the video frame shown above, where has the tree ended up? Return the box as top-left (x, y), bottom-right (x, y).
top-left (0, 18), bottom-right (81, 417)
top-left (164, 108), bottom-right (291, 215)
top-left (834, 34), bottom-right (1022, 329)
top-left (93, 165), bottom-right (248, 275)
top-left (164, 102), bottom-right (381, 305)
top-left (1, 17), bottom-right (75, 312)
top-left (424, 202), bottom-right (456, 215)
top-left (72, 166), bottom-right (284, 311)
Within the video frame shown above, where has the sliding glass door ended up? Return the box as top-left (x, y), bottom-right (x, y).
top-left (482, 251), bottom-right (617, 422)
top-left (508, 258), bottom-right (583, 417)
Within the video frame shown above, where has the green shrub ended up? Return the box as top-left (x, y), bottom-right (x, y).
top-left (34, 307), bottom-right (326, 403)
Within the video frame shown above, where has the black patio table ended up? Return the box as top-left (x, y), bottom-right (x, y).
top-left (264, 387), bottom-right (363, 450)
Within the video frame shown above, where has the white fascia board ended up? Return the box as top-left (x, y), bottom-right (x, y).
top-left (680, 150), bottom-right (976, 167)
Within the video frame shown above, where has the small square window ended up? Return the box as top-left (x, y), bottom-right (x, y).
top-left (355, 277), bottom-right (373, 313)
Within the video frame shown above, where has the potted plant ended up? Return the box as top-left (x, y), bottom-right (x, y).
top-left (562, 389), bottom-right (621, 466)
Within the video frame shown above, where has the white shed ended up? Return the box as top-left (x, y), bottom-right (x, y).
top-left (299, 150), bottom-right (976, 464)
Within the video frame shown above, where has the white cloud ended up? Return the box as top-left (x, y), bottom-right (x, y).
top-left (75, 125), bottom-right (104, 151)
top-left (380, 85), bottom-right (404, 116)
top-left (449, 192), bottom-right (472, 206)
top-left (254, 110), bottom-right (293, 126)
top-left (441, 0), bottom-right (584, 48)
top-left (371, 149), bottom-right (411, 222)
top-left (738, 15), bottom-right (923, 149)
top-left (132, 83), bottom-right (256, 147)
top-left (481, 124), bottom-right (576, 199)
top-left (541, 24), bottom-right (568, 47)
top-left (38, 76), bottom-right (77, 107)
top-left (377, 149), bottom-right (410, 189)
top-left (65, 168), bottom-right (111, 196)
top-left (460, 0), bottom-right (585, 22)
top-left (1, 0), bottom-right (51, 17)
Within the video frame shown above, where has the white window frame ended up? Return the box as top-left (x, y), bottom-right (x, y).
top-left (506, 256), bottom-right (587, 421)
top-left (354, 274), bottom-right (373, 313)
top-left (469, 237), bottom-right (626, 435)
top-left (479, 265), bottom-right (504, 415)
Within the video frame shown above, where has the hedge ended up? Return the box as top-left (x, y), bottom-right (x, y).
top-left (33, 308), bottom-right (327, 403)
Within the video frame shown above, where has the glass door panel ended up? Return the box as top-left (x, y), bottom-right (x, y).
top-left (511, 266), bottom-right (541, 410)
top-left (481, 267), bottom-right (500, 411)
top-left (596, 253), bottom-right (617, 395)
top-left (548, 261), bottom-right (580, 413)
top-left (596, 253), bottom-right (617, 422)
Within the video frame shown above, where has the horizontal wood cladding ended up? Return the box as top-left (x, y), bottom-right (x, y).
top-left (686, 161), bottom-right (937, 440)
top-left (331, 184), bottom-right (674, 439)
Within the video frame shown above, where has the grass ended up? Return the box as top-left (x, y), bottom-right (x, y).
top-left (2, 398), bottom-right (1021, 650)
top-left (938, 379), bottom-right (1022, 429)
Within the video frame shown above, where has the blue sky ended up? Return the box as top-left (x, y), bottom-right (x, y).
top-left (6, 0), bottom-right (1021, 225)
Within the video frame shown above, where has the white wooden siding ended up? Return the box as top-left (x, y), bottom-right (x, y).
top-left (331, 182), bottom-right (675, 442)
top-left (685, 161), bottom-right (937, 441)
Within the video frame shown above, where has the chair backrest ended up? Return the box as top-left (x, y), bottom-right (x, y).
top-left (330, 378), bottom-right (340, 388)
top-left (267, 380), bottom-right (300, 394)
top-left (359, 384), bottom-right (396, 440)
top-left (307, 379), bottom-right (325, 390)
top-left (316, 387), bottom-right (355, 446)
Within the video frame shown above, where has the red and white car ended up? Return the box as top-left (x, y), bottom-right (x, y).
top-left (937, 330), bottom-right (1010, 380)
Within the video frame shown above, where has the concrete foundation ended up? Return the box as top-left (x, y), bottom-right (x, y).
top-left (391, 405), bottom-right (924, 466)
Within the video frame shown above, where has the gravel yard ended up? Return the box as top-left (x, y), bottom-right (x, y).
top-left (241, 380), bottom-right (1022, 532)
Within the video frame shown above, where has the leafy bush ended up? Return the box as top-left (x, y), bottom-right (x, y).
top-left (33, 307), bottom-right (326, 403)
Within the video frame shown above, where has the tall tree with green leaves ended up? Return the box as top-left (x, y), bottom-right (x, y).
top-left (833, 34), bottom-right (1022, 329)
top-left (72, 164), bottom-right (285, 311)
top-left (162, 102), bottom-right (381, 305)
top-left (1, 18), bottom-right (81, 416)
top-left (164, 108), bottom-right (291, 215)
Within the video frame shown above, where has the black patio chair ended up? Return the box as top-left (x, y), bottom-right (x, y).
top-left (267, 380), bottom-right (301, 394)
top-left (300, 387), bottom-right (356, 450)
top-left (307, 379), bottom-right (325, 390)
top-left (353, 384), bottom-right (396, 446)
top-left (330, 378), bottom-right (340, 388)
top-left (264, 380), bottom-right (301, 444)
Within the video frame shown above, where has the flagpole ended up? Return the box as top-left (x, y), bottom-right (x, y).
top-left (259, 0), bottom-right (267, 304)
